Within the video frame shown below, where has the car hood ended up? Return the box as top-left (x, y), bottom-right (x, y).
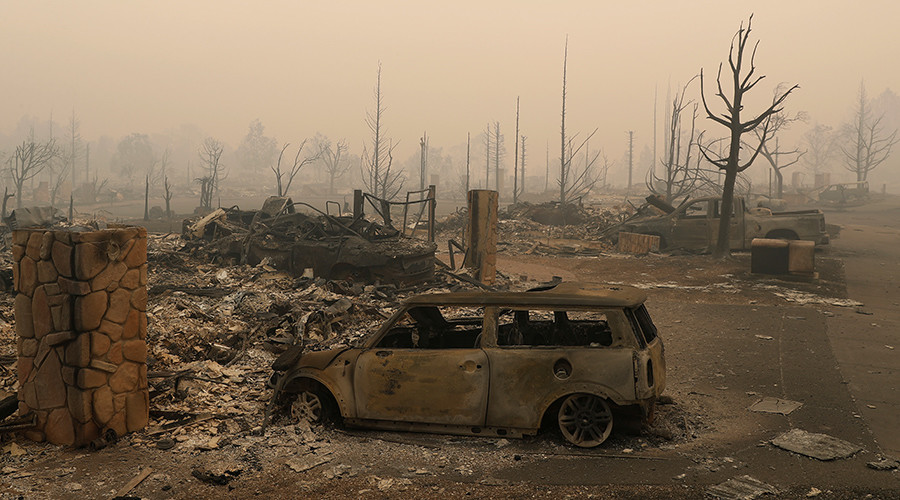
top-left (297, 347), bottom-right (352, 370)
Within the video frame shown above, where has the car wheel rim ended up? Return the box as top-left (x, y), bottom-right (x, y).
top-left (291, 391), bottom-right (323, 422)
top-left (558, 394), bottom-right (613, 447)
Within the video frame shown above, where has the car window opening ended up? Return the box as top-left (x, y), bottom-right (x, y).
top-left (376, 306), bottom-right (484, 349)
top-left (626, 304), bottom-right (658, 345)
top-left (497, 310), bottom-right (614, 347)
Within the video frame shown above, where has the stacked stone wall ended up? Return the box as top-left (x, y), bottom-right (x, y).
top-left (12, 226), bottom-right (148, 446)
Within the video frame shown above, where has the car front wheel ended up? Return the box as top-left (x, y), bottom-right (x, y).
top-left (291, 390), bottom-right (326, 423)
top-left (557, 394), bottom-right (613, 447)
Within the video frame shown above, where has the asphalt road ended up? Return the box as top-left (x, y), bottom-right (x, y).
top-left (491, 300), bottom-right (897, 496)
top-left (821, 198), bottom-right (900, 456)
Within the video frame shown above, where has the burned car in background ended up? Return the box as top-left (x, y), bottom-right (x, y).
top-left (617, 195), bottom-right (829, 252)
top-left (182, 197), bottom-right (437, 285)
top-left (270, 282), bottom-right (665, 448)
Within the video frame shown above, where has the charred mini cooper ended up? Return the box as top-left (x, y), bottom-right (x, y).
top-left (270, 282), bottom-right (665, 447)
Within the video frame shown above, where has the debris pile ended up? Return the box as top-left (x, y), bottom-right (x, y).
top-left (182, 196), bottom-right (437, 285)
top-left (0, 221), bottom-right (508, 456)
top-left (435, 201), bottom-right (637, 257)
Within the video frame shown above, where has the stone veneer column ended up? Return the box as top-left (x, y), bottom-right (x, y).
top-left (13, 225), bottom-right (149, 446)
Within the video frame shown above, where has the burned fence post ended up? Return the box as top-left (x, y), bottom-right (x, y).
top-left (463, 189), bottom-right (498, 285)
top-left (427, 184), bottom-right (436, 243)
top-left (380, 199), bottom-right (393, 228)
top-left (13, 225), bottom-right (149, 446)
top-left (353, 189), bottom-right (364, 219)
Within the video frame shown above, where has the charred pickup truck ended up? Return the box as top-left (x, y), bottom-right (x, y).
top-left (618, 196), bottom-right (829, 252)
top-left (183, 197), bottom-right (437, 285)
top-left (269, 282), bottom-right (665, 447)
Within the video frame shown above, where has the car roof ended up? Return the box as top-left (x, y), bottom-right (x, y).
top-left (402, 282), bottom-right (647, 308)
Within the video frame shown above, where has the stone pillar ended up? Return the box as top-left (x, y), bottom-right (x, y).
top-left (13, 226), bottom-right (149, 446)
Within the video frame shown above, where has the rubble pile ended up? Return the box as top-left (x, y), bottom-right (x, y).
top-left (141, 231), bottom-right (514, 429)
top-left (435, 202), bottom-right (637, 257)
top-left (0, 223), bottom-right (507, 457)
top-left (181, 196), bottom-right (437, 285)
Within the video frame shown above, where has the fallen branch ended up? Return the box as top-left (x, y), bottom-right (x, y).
top-left (112, 468), bottom-right (153, 499)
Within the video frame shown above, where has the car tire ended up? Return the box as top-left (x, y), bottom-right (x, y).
top-left (290, 388), bottom-right (334, 424)
top-left (557, 393), bottom-right (614, 447)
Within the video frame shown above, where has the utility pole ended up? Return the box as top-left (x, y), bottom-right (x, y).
top-left (520, 135), bottom-right (527, 197)
top-left (465, 132), bottom-right (471, 195)
top-left (419, 132), bottom-right (427, 191)
top-left (513, 97), bottom-right (520, 204)
top-left (627, 131), bottom-right (634, 193)
top-left (494, 122), bottom-right (501, 194)
top-left (484, 123), bottom-right (491, 189)
top-left (544, 141), bottom-right (549, 193)
top-left (652, 85), bottom-right (657, 177)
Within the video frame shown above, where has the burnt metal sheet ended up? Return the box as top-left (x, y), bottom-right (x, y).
top-left (771, 429), bottom-right (862, 460)
top-left (748, 397), bottom-right (802, 415)
top-left (707, 475), bottom-right (778, 500)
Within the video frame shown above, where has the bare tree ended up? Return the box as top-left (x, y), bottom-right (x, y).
top-left (143, 174), bottom-right (150, 220)
top-left (235, 119), bottom-right (278, 173)
top-left (60, 110), bottom-right (84, 190)
top-left (647, 77), bottom-right (702, 203)
top-left (8, 132), bottom-right (59, 208)
top-left (112, 133), bottom-right (155, 188)
top-left (163, 176), bottom-right (173, 218)
top-left (841, 81), bottom-right (899, 182)
top-left (596, 150), bottom-right (612, 189)
top-left (361, 63), bottom-right (403, 200)
top-left (802, 124), bottom-right (839, 176)
top-left (198, 137), bottom-right (225, 208)
top-left (315, 136), bottom-right (350, 195)
top-left (558, 37), bottom-right (599, 206)
top-left (49, 155), bottom-right (70, 207)
top-left (699, 15), bottom-right (797, 257)
top-left (272, 140), bottom-right (320, 197)
top-left (1, 188), bottom-right (13, 222)
top-left (752, 97), bottom-right (807, 198)
top-left (492, 122), bottom-right (505, 194)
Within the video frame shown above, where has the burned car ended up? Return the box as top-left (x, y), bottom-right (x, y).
top-left (183, 197), bottom-right (437, 285)
top-left (270, 282), bottom-right (665, 447)
top-left (618, 195), bottom-right (828, 252)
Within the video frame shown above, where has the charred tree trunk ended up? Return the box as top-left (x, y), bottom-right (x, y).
top-left (143, 174), bottom-right (150, 220)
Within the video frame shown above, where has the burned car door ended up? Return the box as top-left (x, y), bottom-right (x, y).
top-left (352, 305), bottom-right (489, 426)
top-left (481, 307), bottom-right (639, 430)
top-left (672, 199), bottom-right (712, 250)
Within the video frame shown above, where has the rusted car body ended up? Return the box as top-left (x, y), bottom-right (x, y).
top-left (271, 282), bottom-right (665, 447)
top-left (619, 196), bottom-right (828, 251)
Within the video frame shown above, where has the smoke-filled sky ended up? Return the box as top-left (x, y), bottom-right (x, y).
top-left (2, 0), bottom-right (899, 169)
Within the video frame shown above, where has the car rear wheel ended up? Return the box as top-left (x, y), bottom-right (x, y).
top-left (557, 394), bottom-right (613, 447)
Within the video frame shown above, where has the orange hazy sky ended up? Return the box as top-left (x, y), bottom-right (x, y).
top-left (2, 0), bottom-right (898, 166)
